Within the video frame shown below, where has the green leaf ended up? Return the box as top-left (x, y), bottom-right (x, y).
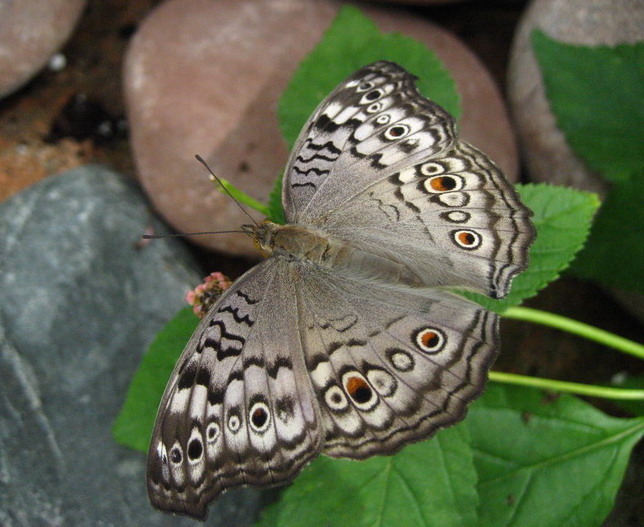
top-left (112, 307), bottom-right (197, 452)
top-left (569, 174), bottom-right (644, 294)
top-left (463, 184), bottom-right (599, 313)
top-left (532, 30), bottom-right (644, 183)
top-left (256, 424), bottom-right (479, 527)
top-left (469, 384), bottom-right (644, 527)
top-left (266, 171), bottom-right (286, 225)
top-left (279, 6), bottom-right (460, 150)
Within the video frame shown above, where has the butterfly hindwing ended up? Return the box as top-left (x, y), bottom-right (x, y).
top-left (296, 267), bottom-right (498, 458)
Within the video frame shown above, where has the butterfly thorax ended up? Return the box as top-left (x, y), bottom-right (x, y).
top-left (247, 221), bottom-right (345, 266)
top-left (247, 221), bottom-right (424, 286)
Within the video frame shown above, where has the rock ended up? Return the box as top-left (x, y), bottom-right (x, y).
top-left (0, 165), bottom-right (260, 526)
top-left (125, 0), bottom-right (518, 256)
top-left (507, 0), bottom-right (644, 194)
top-left (0, 0), bottom-right (87, 98)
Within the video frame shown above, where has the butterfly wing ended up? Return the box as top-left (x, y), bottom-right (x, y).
top-left (147, 259), bottom-right (322, 519)
top-left (297, 266), bottom-right (498, 458)
top-left (282, 61), bottom-right (534, 298)
top-left (283, 61), bottom-right (455, 223)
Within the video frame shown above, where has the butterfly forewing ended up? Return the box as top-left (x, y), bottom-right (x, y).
top-left (283, 61), bottom-right (456, 223)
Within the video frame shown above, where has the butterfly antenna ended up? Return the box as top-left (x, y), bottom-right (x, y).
top-left (195, 154), bottom-right (260, 227)
top-left (141, 230), bottom-right (246, 240)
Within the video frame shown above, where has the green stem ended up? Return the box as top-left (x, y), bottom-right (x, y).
top-left (489, 371), bottom-right (644, 400)
top-left (503, 306), bottom-right (644, 360)
top-left (212, 176), bottom-right (270, 217)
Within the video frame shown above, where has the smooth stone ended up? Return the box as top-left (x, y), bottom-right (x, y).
top-left (0, 165), bottom-right (260, 526)
top-left (507, 0), bottom-right (644, 194)
top-left (0, 0), bottom-right (87, 98)
top-left (125, 0), bottom-right (518, 256)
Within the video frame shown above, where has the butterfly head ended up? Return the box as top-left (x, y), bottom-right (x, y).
top-left (242, 221), bottom-right (281, 256)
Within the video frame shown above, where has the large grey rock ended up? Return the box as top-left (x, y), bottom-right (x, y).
top-left (0, 165), bottom-right (260, 525)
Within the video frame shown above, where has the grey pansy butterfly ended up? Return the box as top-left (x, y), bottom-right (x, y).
top-left (147, 61), bottom-right (535, 519)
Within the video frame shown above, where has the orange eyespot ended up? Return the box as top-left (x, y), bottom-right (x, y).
top-left (430, 176), bottom-right (455, 192)
top-left (453, 229), bottom-right (481, 249)
top-left (458, 231), bottom-right (475, 245)
top-left (414, 327), bottom-right (446, 353)
top-left (421, 330), bottom-right (439, 348)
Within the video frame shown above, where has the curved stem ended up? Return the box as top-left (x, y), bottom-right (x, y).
top-left (503, 306), bottom-right (644, 360)
top-left (212, 175), bottom-right (270, 217)
top-left (489, 371), bottom-right (644, 400)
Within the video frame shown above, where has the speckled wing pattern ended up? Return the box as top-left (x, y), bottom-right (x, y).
top-left (147, 61), bottom-right (534, 519)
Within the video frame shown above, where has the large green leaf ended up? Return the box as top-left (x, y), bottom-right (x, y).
top-left (569, 173), bottom-right (644, 294)
top-left (532, 30), bottom-right (644, 183)
top-left (256, 424), bottom-right (478, 527)
top-left (463, 184), bottom-right (599, 313)
top-left (112, 307), bottom-right (197, 452)
top-left (470, 384), bottom-right (644, 527)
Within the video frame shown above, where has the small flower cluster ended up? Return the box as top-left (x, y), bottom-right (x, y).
top-left (185, 271), bottom-right (232, 318)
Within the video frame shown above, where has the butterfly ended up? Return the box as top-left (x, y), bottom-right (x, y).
top-left (147, 61), bottom-right (535, 519)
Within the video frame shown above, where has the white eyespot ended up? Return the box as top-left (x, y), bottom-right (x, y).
top-left (375, 114), bottom-right (391, 125)
top-left (423, 175), bottom-right (464, 194)
top-left (453, 230), bottom-right (482, 250)
top-left (206, 421), bottom-right (220, 443)
top-left (187, 428), bottom-right (204, 464)
top-left (249, 401), bottom-right (271, 434)
top-left (437, 192), bottom-right (469, 208)
top-left (388, 349), bottom-right (414, 372)
top-left (324, 385), bottom-right (348, 411)
top-left (420, 162), bottom-right (445, 176)
top-left (367, 102), bottom-right (383, 113)
top-left (227, 413), bottom-right (241, 433)
top-left (384, 124), bottom-right (410, 141)
top-left (169, 443), bottom-right (183, 465)
top-left (356, 81), bottom-right (374, 92)
top-left (444, 211), bottom-right (470, 223)
top-left (414, 328), bottom-right (447, 354)
top-left (360, 89), bottom-right (383, 105)
top-left (366, 369), bottom-right (397, 398)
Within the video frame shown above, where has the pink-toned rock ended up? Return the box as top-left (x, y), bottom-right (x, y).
top-left (507, 0), bottom-right (644, 194)
top-left (0, 0), bottom-right (86, 98)
top-left (125, 0), bottom-right (518, 256)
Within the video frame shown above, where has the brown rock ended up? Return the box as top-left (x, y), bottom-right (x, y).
top-left (0, 0), bottom-right (86, 98)
top-left (507, 0), bottom-right (644, 195)
top-left (125, 0), bottom-right (518, 256)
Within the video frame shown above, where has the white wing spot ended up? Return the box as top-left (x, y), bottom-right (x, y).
top-left (366, 369), bottom-right (397, 398)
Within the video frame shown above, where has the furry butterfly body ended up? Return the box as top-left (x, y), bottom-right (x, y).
top-left (147, 61), bottom-right (535, 519)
